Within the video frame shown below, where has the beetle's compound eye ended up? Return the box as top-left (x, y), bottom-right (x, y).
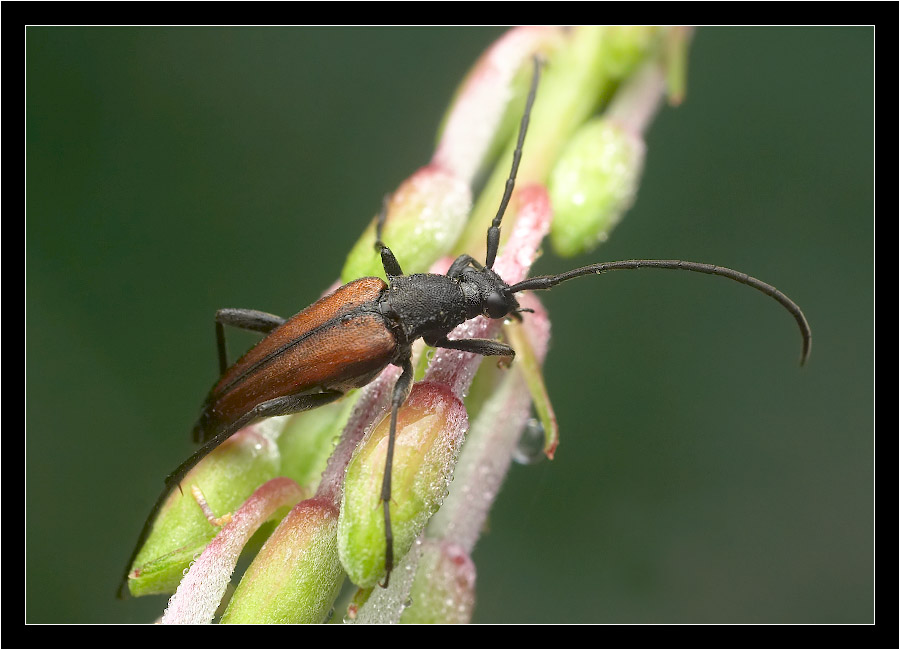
top-left (484, 291), bottom-right (508, 319)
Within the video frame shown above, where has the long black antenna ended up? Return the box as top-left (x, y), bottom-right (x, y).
top-left (485, 56), bottom-right (543, 269)
top-left (509, 259), bottom-right (812, 365)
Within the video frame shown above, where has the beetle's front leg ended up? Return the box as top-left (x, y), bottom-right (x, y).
top-left (380, 355), bottom-right (414, 588)
top-left (427, 335), bottom-right (516, 359)
top-left (215, 308), bottom-right (286, 375)
top-left (446, 254), bottom-right (483, 278)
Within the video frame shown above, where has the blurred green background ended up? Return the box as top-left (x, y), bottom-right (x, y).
top-left (26, 27), bottom-right (872, 623)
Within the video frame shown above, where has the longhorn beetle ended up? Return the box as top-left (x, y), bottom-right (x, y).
top-left (120, 58), bottom-right (811, 597)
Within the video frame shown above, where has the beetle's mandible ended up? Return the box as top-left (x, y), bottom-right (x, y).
top-left (120, 58), bottom-right (811, 598)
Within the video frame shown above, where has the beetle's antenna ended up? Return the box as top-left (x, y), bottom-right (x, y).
top-left (509, 259), bottom-right (811, 365)
top-left (485, 56), bottom-right (543, 270)
top-left (373, 193), bottom-right (391, 252)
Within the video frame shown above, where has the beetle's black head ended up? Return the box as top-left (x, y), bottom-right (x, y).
top-left (459, 265), bottom-right (521, 321)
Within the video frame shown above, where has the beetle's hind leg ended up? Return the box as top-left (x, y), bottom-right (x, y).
top-left (193, 309), bottom-right (289, 443)
top-left (214, 308), bottom-right (286, 375)
top-left (189, 389), bottom-right (345, 465)
top-left (380, 356), bottom-right (414, 588)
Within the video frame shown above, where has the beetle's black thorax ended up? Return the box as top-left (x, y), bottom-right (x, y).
top-left (379, 274), bottom-right (468, 345)
top-left (378, 264), bottom-right (520, 346)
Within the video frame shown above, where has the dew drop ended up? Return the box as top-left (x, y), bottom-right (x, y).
top-left (512, 417), bottom-right (545, 465)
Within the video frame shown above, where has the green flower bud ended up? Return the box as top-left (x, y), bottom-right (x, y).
top-left (341, 166), bottom-right (471, 283)
top-left (549, 118), bottom-right (645, 257)
top-left (400, 540), bottom-right (475, 624)
top-left (220, 498), bottom-right (344, 624)
top-left (338, 382), bottom-right (467, 588)
top-left (127, 428), bottom-right (280, 597)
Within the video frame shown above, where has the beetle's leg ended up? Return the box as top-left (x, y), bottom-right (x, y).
top-left (446, 254), bottom-right (483, 279)
top-left (428, 335), bottom-right (516, 359)
top-left (119, 389), bottom-right (342, 599)
top-left (215, 308), bottom-right (286, 375)
top-left (178, 390), bottom-right (344, 488)
top-left (380, 355), bottom-right (414, 588)
top-left (185, 385), bottom-right (341, 489)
